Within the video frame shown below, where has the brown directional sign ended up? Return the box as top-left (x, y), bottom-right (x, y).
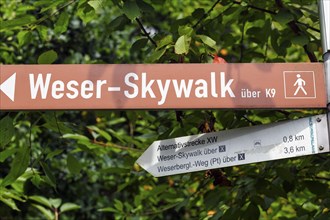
top-left (0, 63), bottom-right (326, 110)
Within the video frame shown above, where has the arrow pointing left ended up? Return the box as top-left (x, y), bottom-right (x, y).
top-left (0, 73), bottom-right (16, 101)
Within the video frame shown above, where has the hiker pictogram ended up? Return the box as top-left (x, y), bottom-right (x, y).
top-left (283, 71), bottom-right (316, 99)
top-left (293, 74), bottom-right (307, 96)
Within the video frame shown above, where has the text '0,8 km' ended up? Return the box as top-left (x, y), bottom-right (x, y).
top-left (136, 114), bottom-right (329, 177)
top-left (0, 63), bottom-right (326, 110)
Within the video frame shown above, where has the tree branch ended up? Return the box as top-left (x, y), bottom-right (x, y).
top-left (296, 21), bottom-right (320, 33)
top-left (241, 114), bottom-right (257, 126)
top-left (135, 18), bottom-right (158, 47)
top-left (233, 1), bottom-right (276, 14)
top-left (275, 0), bottom-right (318, 62)
top-left (239, 20), bottom-right (246, 63)
top-left (92, 140), bottom-right (143, 152)
top-left (263, 44), bottom-right (268, 62)
top-left (193, 0), bottom-right (221, 29)
top-left (32, 0), bottom-right (79, 28)
top-left (313, 176), bottom-right (330, 181)
top-left (233, 1), bottom-right (319, 34)
top-left (54, 112), bottom-right (63, 137)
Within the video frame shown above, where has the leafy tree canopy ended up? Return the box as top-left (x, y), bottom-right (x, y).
top-left (0, 0), bottom-right (329, 219)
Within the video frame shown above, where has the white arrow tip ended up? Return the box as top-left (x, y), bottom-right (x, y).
top-left (0, 72), bottom-right (16, 102)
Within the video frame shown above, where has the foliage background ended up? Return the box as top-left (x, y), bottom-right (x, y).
top-left (0, 0), bottom-right (329, 219)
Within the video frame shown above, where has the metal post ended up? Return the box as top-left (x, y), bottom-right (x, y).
top-left (318, 0), bottom-right (330, 102)
top-left (318, 0), bottom-right (330, 146)
top-left (324, 52), bottom-right (330, 105)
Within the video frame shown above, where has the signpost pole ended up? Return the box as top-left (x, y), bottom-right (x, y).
top-left (318, 0), bottom-right (330, 102)
top-left (318, 0), bottom-right (330, 145)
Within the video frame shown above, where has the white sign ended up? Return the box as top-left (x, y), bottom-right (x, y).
top-left (137, 114), bottom-right (329, 177)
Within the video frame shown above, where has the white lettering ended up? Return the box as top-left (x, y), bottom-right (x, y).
top-left (124, 72), bottom-right (139, 98)
top-left (211, 72), bottom-right (218, 97)
top-left (66, 80), bottom-right (79, 99)
top-left (96, 80), bottom-right (106, 98)
top-left (173, 79), bottom-right (193, 98)
top-left (81, 80), bottom-right (93, 99)
top-left (157, 79), bottom-right (170, 105)
top-left (29, 73), bottom-right (51, 99)
top-left (220, 72), bottom-right (235, 97)
top-left (29, 74), bottom-right (106, 100)
top-left (52, 80), bottom-right (64, 99)
top-left (195, 79), bottom-right (208, 98)
top-left (141, 73), bottom-right (155, 98)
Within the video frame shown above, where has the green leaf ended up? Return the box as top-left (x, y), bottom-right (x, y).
top-left (108, 117), bottom-right (126, 125)
top-left (123, 0), bottom-right (141, 20)
top-left (251, 196), bottom-right (267, 211)
top-left (102, 167), bottom-right (131, 174)
top-left (0, 197), bottom-right (20, 211)
top-left (107, 15), bottom-right (129, 31)
top-left (274, 9), bottom-right (294, 25)
top-left (60, 202), bottom-right (81, 213)
top-left (0, 116), bottom-right (15, 147)
top-left (0, 15), bottom-right (36, 30)
top-left (29, 195), bottom-right (52, 209)
top-left (49, 198), bottom-right (62, 208)
top-left (175, 35), bottom-right (191, 54)
top-left (54, 12), bottom-right (70, 34)
top-left (32, 204), bottom-right (54, 220)
top-left (303, 181), bottom-right (328, 195)
top-left (37, 0), bottom-right (67, 13)
top-left (77, 1), bottom-right (96, 24)
top-left (46, 149), bottom-right (64, 160)
top-left (307, 42), bottom-right (319, 51)
top-left (0, 148), bottom-right (17, 162)
top-left (204, 190), bottom-right (222, 210)
top-left (192, 8), bottom-right (205, 20)
top-left (271, 30), bottom-right (287, 56)
top-left (40, 161), bottom-right (56, 188)
top-left (31, 174), bottom-right (42, 188)
top-left (37, 50), bottom-right (58, 64)
top-left (222, 207), bottom-right (241, 220)
top-left (37, 25), bottom-right (49, 41)
top-left (42, 112), bottom-right (73, 134)
top-left (197, 35), bottom-right (216, 48)
top-left (63, 133), bottom-right (90, 142)
top-left (88, 0), bottom-right (105, 11)
top-left (276, 167), bottom-right (294, 182)
top-left (67, 154), bottom-right (82, 174)
top-left (1, 145), bottom-right (30, 187)
top-left (291, 35), bottom-right (309, 46)
top-left (2, 189), bottom-right (25, 202)
top-left (98, 207), bottom-right (119, 212)
top-left (114, 199), bottom-right (123, 212)
top-left (146, 47), bottom-right (167, 62)
top-left (178, 26), bottom-right (194, 36)
top-left (131, 38), bottom-right (149, 53)
top-left (136, 0), bottom-right (154, 12)
top-left (87, 125), bottom-right (112, 141)
top-left (17, 31), bottom-right (33, 46)
top-left (243, 202), bottom-right (260, 220)
top-left (157, 35), bottom-right (173, 50)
